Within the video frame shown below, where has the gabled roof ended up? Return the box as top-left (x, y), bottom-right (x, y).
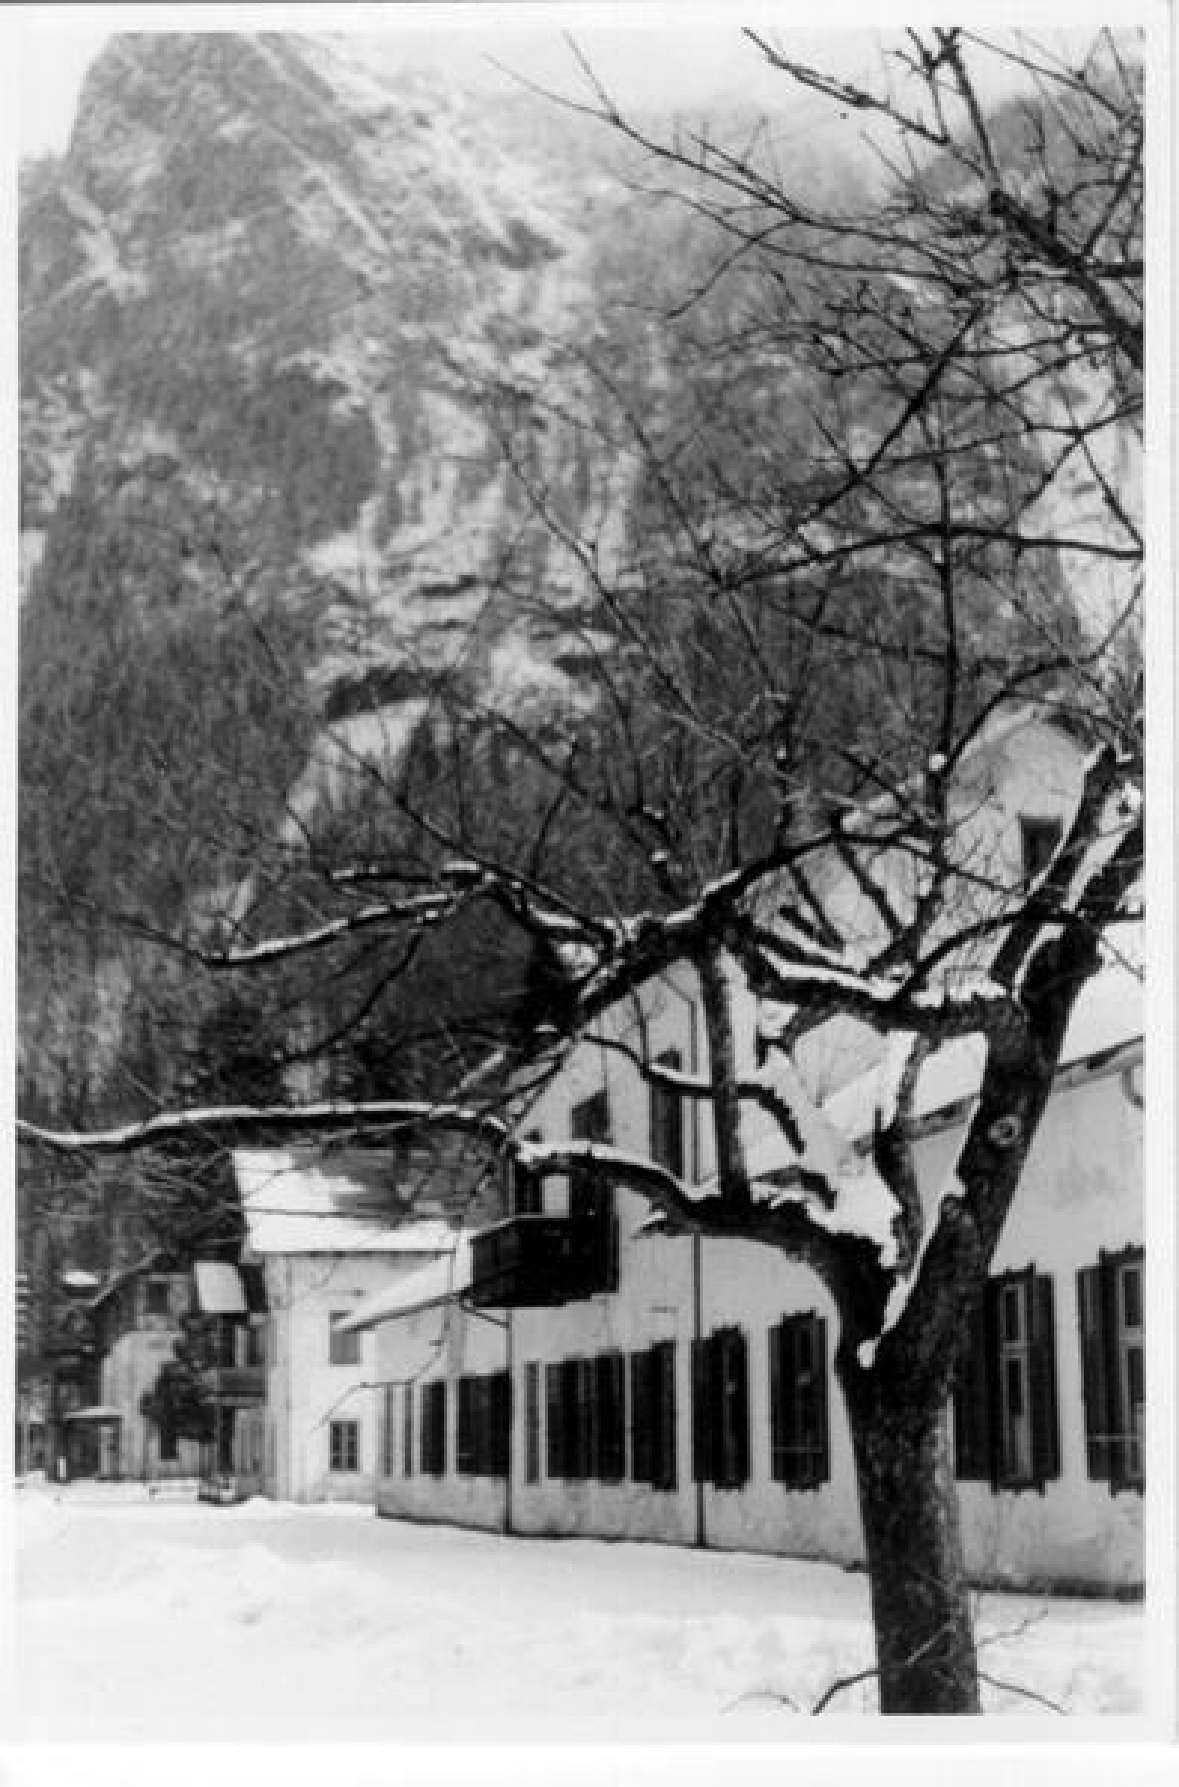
top-left (338, 1236), bottom-right (477, 1331)
top-left (235, 1148), bottom-right (460, 1257)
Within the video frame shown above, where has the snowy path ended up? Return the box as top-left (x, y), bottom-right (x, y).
top-left (11, 1484), bottom-right (1143, 1741)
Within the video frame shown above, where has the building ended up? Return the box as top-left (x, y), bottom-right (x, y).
top-left (234, 1144), bottom-right (486, 1503)
top-left (75, 1261), bottom-right (205, 1482)
top-left (343, 716), bottom-right (1144, 1593)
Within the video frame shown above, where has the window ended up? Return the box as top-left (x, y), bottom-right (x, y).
top-left (1078, 1247), bottom-right (1144, 1491)
top-left (952, 1268), bottom-right (1060, 1490)
top-left (402, 1384), bottom-right (414, 1479)
top-left (630, 1340), bottom-right (677, 1490)
top-left (329, 1420), bottom-right (360, 1473)
top-left (144, 1279), bottom-right (171, 1320)
top-left (381, 1384), bottom-right (398, 1478)
top-left (650, 1049), bottom-right (686, 1179)
top-left (569, 1092), bottom-right (618, 1294)
top-left (244, 1320), bottom-right (267, 1368)
top-left (457, 1371), bottom-right (512, 1477)
top-left (158, 1422), bottom-right (178, 1463)
top-left (594, 1352), bottom-right (626, 1482)
top-left (512, 1131), bottom-right (544, 1217)
top-left (420, 1380), bottom-right (447, 1476)
top-left (692, 1326), bottom-right (750, 1489)
top-left (1020, 815), bottom-right (1063, 882)
top-left (571, 1089), bottom-right (611, 1146)
top-left (329, 1313), bottom-right (361, 1366)
top-left (208, 1317), bottom-right (237, 1369)
top-left (544, 1353), bottom-right (625, 1481)
top-left (525, 1362), bottom-right (541, 1484)
top-left (769, 1314), bottom-right (829, 1490)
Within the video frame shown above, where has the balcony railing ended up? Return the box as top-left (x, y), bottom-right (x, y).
top-left (468, 1211), bottom-right (618, 1309)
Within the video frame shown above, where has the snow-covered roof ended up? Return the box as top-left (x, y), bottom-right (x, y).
top-left (820, 929), bottom-right (1142, 1146)
top-left (235, 1149), bottom-right (460, 1257)
top-left (338, 1235), bottom-right (476, 1331)
top-left (193, 1260), bottom-right (247, 1316)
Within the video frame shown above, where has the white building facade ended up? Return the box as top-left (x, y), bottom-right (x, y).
top-left (345, 717), bottom-right (1144, 1592)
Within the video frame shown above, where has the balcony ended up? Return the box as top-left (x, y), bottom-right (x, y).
top-left (201, 1364), bottom-right (266, 1405)
top-left (468, 1212), bottom-right (618, 1309)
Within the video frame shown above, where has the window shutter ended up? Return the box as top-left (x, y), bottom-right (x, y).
top-left (1097, 1250), bottom-right (1128, 1492)
top-left (597, 1353), bottom-right (625, 1482)
top-left (768, 1322), bottom-right (785, 1482)
top-left (952, 1288), bottom-right (993, 1481)
top-left (808, 1315), bottom-right (829, 1487)
top-left (546, 1362), bottom-right (564, 1479)
top-left (403, 1385), bottom-right (414, 1478)
top-left (691, 1337), bottom-right (713, 1484)
top-left (655, 1341), bottom-right (677, 1491)
top-left (728, 1328), bottom-right (750, 1489)
top-left (630, 1351), bottom-right (651, 1483)
top-left (1029, 1273), bottom-right (1060, 1487)
top-left (1077, 1264), bottom-right (1112, 1480)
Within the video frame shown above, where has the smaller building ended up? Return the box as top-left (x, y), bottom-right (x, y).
top-left (235, 1145), bottom-right (484, 1504)
top-left (81, 1261), bottom-right (203, 1481)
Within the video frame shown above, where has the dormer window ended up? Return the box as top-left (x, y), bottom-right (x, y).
top-left (1020, 816), bottom-right (1062, 882)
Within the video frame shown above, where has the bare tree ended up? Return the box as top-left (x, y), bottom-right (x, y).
top-left (19, 28), bottom-right (1142, 1715)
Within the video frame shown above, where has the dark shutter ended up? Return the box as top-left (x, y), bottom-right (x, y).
top-left (525, 1363), bottom-right (541, 1484)
top-left (725, 1328), bottom-right (750, 1489)
top-left (403, 1384), bottom-right (414, 1479)
top-left (1077, 1264), bottom-right (1112, 1480)
top-left (951, 1288), bottom-right (993, 1481)
top-left (768, 1322), bottom-right (786, 1482)
top-left (807, 1316), bottom-right (829, 1487)
top-left (1098, 1249), bottom-right (1128, 1491)
top-left (491, 1370), bottom-right (512, 1478)
top-left (596, 1353), bottom-right (625, 1482)
top-left (630, 1351), bottom-right (652, 1483)
top-left (691, 1336), bottom-right (713, 1484)
top-left (654, 1341), bottom-right (677, 1491)
top-left (545, 1362), bottom-right (564, 1479)
top-left (456, 1377), bottom-right (473, 1475)
top-left (1029, 1273), bottom-right (1060, 1487)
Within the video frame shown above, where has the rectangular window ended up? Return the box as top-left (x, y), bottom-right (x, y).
top-left (244, 1321), bottom-right (267, 1368)
top-left (692, 1326), bottom-right (750, 1489)
top-left (650, 1048), bottom-right (685, 1179)
top-left (512, 1131), bottom-right (544, 1217)
top-left (144, 1279), bottom-right (171, 1320)
top-left (208, 1317), bottom-right (237, 1368)
top-left (158, 1422), bottom-right (178, 1463)
top-left (403, 1384), bottom-right (414, 1479)
top-left (329, 1313), bottom-right (361, 1366)
top-left (594, 1352), bottom-right (626, 1482)
top-left (569, 1092), bottom-right (618, 1294)
top-left (456, 1371), bottom-right (511, 1478)
top-left (1020, 815), bottom-right (1063, 882)
top-left (1078, 1246), bottom-right (1144, 1491)
top-left (329, 1420), bottom-right (360, 1473)
top-left (952, 1268), bottom-right (1059, 1490)
top-left (420, 1380), bottom-right (447, 1476)
top-left (381, 1384), bottom-right (397, 1478)
top-left (630, 1340), bottom-right (677, 1490)
top-left (769, 1314), bottom-right (829, 1490)
top-left (525, 1363), bottom-right (541, 1484)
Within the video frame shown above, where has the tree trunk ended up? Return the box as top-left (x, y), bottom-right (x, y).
top-left (842, 1364), bottom-right (980, 1715)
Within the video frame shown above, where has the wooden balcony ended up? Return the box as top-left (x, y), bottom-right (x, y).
top-left (203, 1364), bottom-right (266, 1405)
top-left (468, 1212), bottom-right (618, 1309)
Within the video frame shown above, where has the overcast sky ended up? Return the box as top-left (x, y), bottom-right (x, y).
top-left (11, 2), bottom-right (1110, 163)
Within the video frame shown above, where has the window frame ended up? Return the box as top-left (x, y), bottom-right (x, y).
top-left (328, 1312), bottom-right (361, 1367)
top-left (329, 1419), bottom-right (360, 1474)
top-left (649, 1047), bottom-right (685, 1180)
top-left (952, 1267), bottom-right (1060, 1492)
top-left (420, 1379), bottom-right (447, 1477)
top-left (692, 1325), bottom-right (750, 1491)
top-left (768, 1312), bottom-right (829, 1491)
top-left (1078, 1245), bottom-right (1144, 1493)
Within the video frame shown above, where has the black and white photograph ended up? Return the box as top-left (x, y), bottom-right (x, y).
top-left (6, 0), bottom-right (1171, 1766)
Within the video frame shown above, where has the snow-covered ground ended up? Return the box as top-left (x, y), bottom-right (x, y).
top-left (9, 1481), bottom-right (1145, 1744)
